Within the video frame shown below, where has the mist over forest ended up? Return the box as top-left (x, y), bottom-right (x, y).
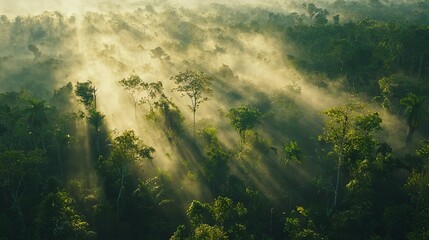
top-left (0, 0), bottom-right (429, 239)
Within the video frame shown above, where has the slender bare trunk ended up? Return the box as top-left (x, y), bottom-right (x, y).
top-left (96, 129), bottom-right (100, 156)
top-left (56, 139), bottom-right (64, 177)
top-left (334, 153), bottom-right (341, 207)
top-left (338, 56), bottom-right (344, 72)
top-left (148, 100), bottom-right (153, 112)
top-left (416, 168), bottom-right (425, 210)
top-left (240, 131), bottom-right (245, 146)
top-left (334, 115), bottom-right (348, 208)
top-left (193, 108), bottom-right (196, 139)
top-left (32, 134), bottom-right (36, 149)
top-left (417, 52), bottom-right (424, 79)
top-left (41, 134), bottom-right (46, 151)
top-left (116, 167), bottom-right (126, 216)
top-left (93, 88), bottom-right (97, 110)
top-left (10, 176), bottom-right (26, 233)
top-left (406, 126), bottom-right (415, 145)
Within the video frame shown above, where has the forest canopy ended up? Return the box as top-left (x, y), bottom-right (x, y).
top-left (0, 1), bottom-right (428, 239)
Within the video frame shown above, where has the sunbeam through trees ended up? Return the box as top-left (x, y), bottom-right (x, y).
top-left (0, 1), bottom-right (429, 239)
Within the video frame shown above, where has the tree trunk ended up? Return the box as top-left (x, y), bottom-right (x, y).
top-left (193, 108), bottom-right (196, 140)
top-left (96, 129), bottom-right (100, 156)
top-left (116, 167), bottom-right (126, 217)
top-left (417, 52), bottom-right (424, 79)
top-left (13, 198), bottom-right (26, 233)
top-left (333, 155), bottom-right (341, 208)
top-left (93, 88), bottom-right (97, 110)
top-left (32, 134), bottom-right (37, 149)
top-left (334, 115), bottom-right (348, 208)
top-left (338, 56), bottom-right (344, 72)
top-left (240, 131), bottom-right (246, 145)
top-left (11, 176), bottom-right (26, 233)
top-left (56, 139), bottom-right (64, 177)
top-left (41, 133), bottom-right (46, 151)
top-left (406, 126), bottom-right (416, 145)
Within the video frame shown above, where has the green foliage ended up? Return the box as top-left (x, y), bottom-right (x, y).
top-left (75, 81), bottom-right (96, 109)
top-left (119, 74), bottom-right (144, 111)
top-left (34, 191), bottom-right (95, 240)
top-left (187, 200), bottom-right (212, 228)
top-left (284, 19), bottom-right (429, 93)
top-left (205, 147), bottom-right (229, 191)
top-left (193, 224), bottom-right (228, 240)
top-left (119, 74), bottom-right (143, 91)
top-left (24, 99), bottom-right (50, 149)
top-left (285, 206), bottom-right (326, 240)
top-left (25, 100), bottom-right (49, 133)
top-left (319, 101), bottom-right (382, 207)
top-left (0, 149), bottom-right (44, 184)
top-left (0, 149), bottom-right (45, 232)
top-left (171, 70), bottom-right (212, 105)
top-left (150, 46), bottom-right (171, 61)
top-left (227, 105), bottom-right (262, 143)
top-left (376, 76), bottom-right (395, 110)
top-left (52, 82), bottom-right (74, 106)
top-left (171, 69), bottom-right (212, 136)
top-left (405, 141), bottom-right (429, 209)
top-left (179, 196), bottom-right (250, 239)
top-left (119, 74), bottom-right (164, 113)
top-left (128, 172), bottom-right (179, 239)
top-left (319, 101), bottom-right (382, 163)
top-left (407, 228), bottom-right (429, 240)
top-left (283, 141), bottom-right (302, 166)
top-left (103, 130), bottom-right (155, 172)
top-left (152, 95), bottom-right (184, 136)
top-left (212, 196), bottom-right (247, 227)
top-left (99, 130), bottom-right (155, 212)
top-left (400, 93), bottom-right (426, 128)
top-left (198, 126), bottom-right (230, 193)
top-left (143, 81), bottom-right (164, 108)
top-left (401, 141), bottom-right (429, 240)
top-left (0, 4), bottom-right (429, 240)
top-left (170, 225), bottom-right (187, 240)
top-left (28, 44), bottom-right (42, 59)
top-left (302, 3), bottom-right (329, 26)
top-left (405, 168), bottom-right (429, 209)
top-left (400, 93), bottom-right (427, 144)
top-left (87, 108), bottom-right (104, 131)
top-left (65, 179), bottom-right (100, 216)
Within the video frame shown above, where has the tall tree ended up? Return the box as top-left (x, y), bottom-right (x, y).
top-left (119, 74), bottom-right (144, 116)
top-left (171, 69), bottom-right (212, 138)
top-left (143, 81), bottom-right (164, 111)
top-left (319, 101), bottom-right (382, 208)
top-left (0, 150), bottom-right (44, 236)
top-left (25, 100), bottom-right (49, 149)
top-left (400, 93), bottom-right (427, 145)
top-left (120, 74), bottom-right (164, 116)
top-left (99, 130), bottom-right (154, 215)
top-left (404, 141), bottom-right (429, 239)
